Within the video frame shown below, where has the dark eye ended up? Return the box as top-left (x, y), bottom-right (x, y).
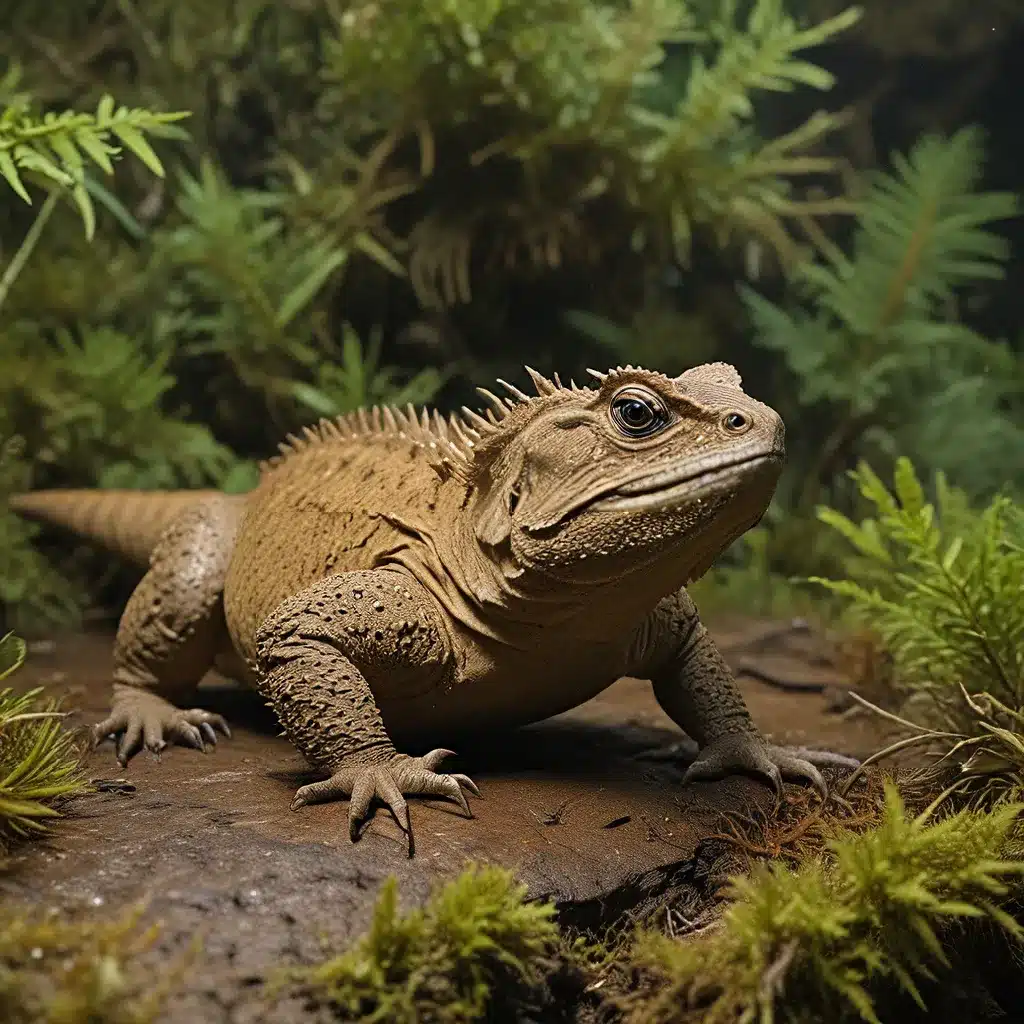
top-left (610, 388), bottom-right (669, 438)
top-left (723, 411), bottom-right (749, 432)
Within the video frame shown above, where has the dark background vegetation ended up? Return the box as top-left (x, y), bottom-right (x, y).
top-left (1, 0), bottom-right (1022, 632)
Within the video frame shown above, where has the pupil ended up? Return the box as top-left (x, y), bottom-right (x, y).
top-left (623, 400), bottom-right (649, 425)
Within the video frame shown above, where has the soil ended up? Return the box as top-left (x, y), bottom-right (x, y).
top-left (1, 616), bottom-right (889, 1023)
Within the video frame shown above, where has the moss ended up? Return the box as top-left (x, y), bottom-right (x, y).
top-left (0, 633), bottom-right (89, 854)
top-left (625, 784), bottom-right (1024, 1024)
top-left (0, 902), bottom-right (184, 1024)
top-left (284, 862), bottom-right (560, 1023)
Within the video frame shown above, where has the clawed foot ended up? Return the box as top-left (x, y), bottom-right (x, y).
top-left (682, 732), bottom-right (859, 799)
top-left (93, 689), bottom-right (231, 766)
top-left (290, 748), bottom-right (480, 855)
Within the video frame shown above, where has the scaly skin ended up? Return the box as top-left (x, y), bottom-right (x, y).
top-left (10, 361), bottom-right (858, 854)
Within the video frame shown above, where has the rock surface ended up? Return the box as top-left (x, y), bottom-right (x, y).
top-left (2, 625), bottom-right (880, 1022)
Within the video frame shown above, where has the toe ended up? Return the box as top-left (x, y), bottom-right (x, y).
top-left (789, 747), bottom-right (860, 771)
top-left (775, 753), bottom-right (827, 798)
top-left (682, 735), bottom-right (785, 798)
top-left (437, 776), bottom-right (472, 816)
top-left (377, 773), bottom-right (411, 835)
top-left (208, 714), bottom-right (231, 739)
top-left (172, 721), bottom-right (206, 752)
top-left (182, 709), bottom-right (232, 740)
top-left (116, 720), bottom-right (144, 766)
top-left (294, 776), bottom-right (343, 810)
top-left (92, 710), bottom-right (127, 748)
top-left (142, 717), bottom-right (166, 755)
top-left (450, 773), bottom-right (480, 797)
top-left (346, 774), bottom-right (375, 838)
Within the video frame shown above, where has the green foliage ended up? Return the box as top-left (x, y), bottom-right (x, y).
top-left (0, 0), bottom-right (874, 624)
top-left (0, 63), bottom-right (188, 239)
top-left (322, 0), bottom-right (861, 302)
top-left (287, 863), bottom-right (559, 1024)
top-left (0, 633), bottom-right (89, 852)
top-left (741, 126), bottom-right (1021, 511)
top-left (628, 784), bottom-right (1024, 1024)
top-left (0, 902), bottom-right (177, 1024)
top-left (688, 522), bottom-right (823, 621)
top-left (811, 457), bottom-right (1024, 807)
top-left (0, 441), bottom-right (83, 629)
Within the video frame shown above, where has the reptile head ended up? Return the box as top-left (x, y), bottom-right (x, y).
top-left (462, 363), bottom-right (784, 587)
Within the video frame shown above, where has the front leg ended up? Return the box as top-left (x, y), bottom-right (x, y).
top-left (253, 568), bottom-right (477, 854)
top-left (630, 589), bottom-right (858, 797)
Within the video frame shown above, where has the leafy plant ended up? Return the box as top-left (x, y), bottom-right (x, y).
top-left (741, 126), bottom-right (1021, 512)
top-left (286, 863), bottom-right (559, 1024)
top-left (322, 0), bottom-right (862, 307)
top-left (628, 784), bottom-right (1024, 1024)
top-left (0, 62), bottom-right (189, 239)
top-left (811, 457), bottom-right (1024, 807)
top-left (0, 632), bottom-right (89, 852)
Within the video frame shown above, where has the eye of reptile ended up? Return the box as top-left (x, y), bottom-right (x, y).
top-left (610, 387), bottom-right (669, 438)
top-left (722, 411), bottom-right (749, 433)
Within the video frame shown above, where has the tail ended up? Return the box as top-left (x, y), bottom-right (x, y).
top-left (8, 489), bottom-right (225, 568)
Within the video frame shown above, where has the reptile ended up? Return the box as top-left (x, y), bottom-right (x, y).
top-left (9, 362), bottom-right (857, 852)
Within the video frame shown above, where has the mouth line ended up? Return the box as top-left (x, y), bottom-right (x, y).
top-left (590, 451), bottom-right (780, 513)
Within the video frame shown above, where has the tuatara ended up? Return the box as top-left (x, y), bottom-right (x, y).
top-left (10, 362), bottom-right (856, 851)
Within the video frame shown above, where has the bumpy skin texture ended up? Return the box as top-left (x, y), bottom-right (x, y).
top-left (10, 362), bottom-right (858, 853)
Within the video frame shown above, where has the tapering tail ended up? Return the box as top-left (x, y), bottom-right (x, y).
top-left (7, 489), bottom-right (225, 568)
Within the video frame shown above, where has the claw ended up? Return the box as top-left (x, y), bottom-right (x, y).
top-left (683, 733), bottom-right (836, 800)
top-left (291, 750), bottom-right (479, 856)
top-left (450, 773), bottom-right (480, 797)
top-left (92, 691), bottom-right (233, 766)
top-left (421, 748), bottom-right (456, 771)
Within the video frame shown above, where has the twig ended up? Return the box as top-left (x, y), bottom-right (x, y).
top-left (0, 189), bottom-right (60, 313)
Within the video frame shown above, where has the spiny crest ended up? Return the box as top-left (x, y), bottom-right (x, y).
top-left (258, 366), bottom-right (587, 484)
top-left (586, 363), bottom-right (678, 394)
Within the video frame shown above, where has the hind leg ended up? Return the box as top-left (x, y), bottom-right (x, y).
top-left (93, 496), bottom-right (239, 766)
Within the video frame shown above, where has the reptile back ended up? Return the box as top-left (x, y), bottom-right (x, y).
top-left (223, 433), bottom-right (448, 664)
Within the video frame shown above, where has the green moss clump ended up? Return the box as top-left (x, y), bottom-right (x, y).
top-left (627, 784), bottom-right (1024, 1024)
top-left (288, 862), bottom-right (559, 1024)
top-left (0, 633), bottom-right (89, 853)
top-left (0, 902), bottom-right (179, 1024)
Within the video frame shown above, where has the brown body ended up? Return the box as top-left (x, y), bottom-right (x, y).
top-left (10, 363), bottom-right (856, 850)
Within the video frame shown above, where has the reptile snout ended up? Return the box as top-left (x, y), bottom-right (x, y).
top-left (768, 408), bottom-right (785, 459)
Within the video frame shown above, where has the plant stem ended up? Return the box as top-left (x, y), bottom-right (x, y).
top-left (0, 189), bottom-right (60, 314)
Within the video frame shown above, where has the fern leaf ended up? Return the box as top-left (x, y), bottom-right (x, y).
top-left (0, 91), bottom-right (190, 236)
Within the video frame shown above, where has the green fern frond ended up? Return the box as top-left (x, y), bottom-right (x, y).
top-left (1, 86), bottom-right (190, 237)
top-left (811, 457), bottom-right (1024, 710)
top-left (643, 0), bottom-right (862, 262)
top-left (290, 325), bottom-right (446, 417)
top-left (322, 0), bottom-right (862, 295)
top-left (741, 127), bottom-right (1021, 502)
top-left (801, 126), bottom-right (1017, 334)
top-left (811, 458), bottom-right (1024, 806)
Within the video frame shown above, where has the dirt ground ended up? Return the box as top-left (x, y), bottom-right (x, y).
top-left (1, 616), bottom-right (889, 1023)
